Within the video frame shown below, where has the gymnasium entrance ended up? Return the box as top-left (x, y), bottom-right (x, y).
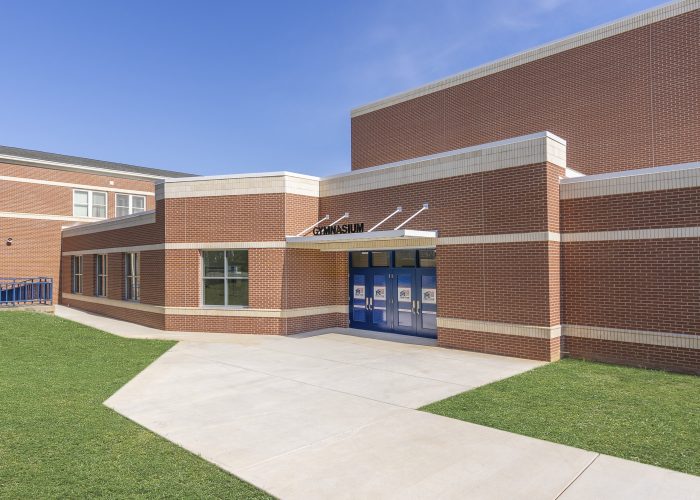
top-left (349, 249), bottom-right (437, 338)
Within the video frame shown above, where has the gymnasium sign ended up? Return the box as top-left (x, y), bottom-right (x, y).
top-left (312, 223), bottom-right (364, 236)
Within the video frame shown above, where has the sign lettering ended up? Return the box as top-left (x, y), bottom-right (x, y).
top-left (313, 223), bottom-right (364, 236)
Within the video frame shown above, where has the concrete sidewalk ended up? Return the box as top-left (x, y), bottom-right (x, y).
top-left (57, 306), bottom-right (700, 499)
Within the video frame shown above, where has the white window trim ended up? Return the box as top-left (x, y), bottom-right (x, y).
top-left (73, 189), bottom-right (108, 219)
top-left (200, 250), bottom-right (249, 308)
top-left (116, 193), bottom-right (146, 217)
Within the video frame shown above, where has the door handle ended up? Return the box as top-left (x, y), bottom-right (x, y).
top-left (365, 297), bottom-right (369, 310)
top-left (369, 296), bottom-right (373, 310)
top-left (411, 300), bottom-right (416, 313)
top-left (416, 301), bottom-right (421, 314)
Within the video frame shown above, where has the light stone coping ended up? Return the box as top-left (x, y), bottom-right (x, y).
top-left (0, 175), bottom-right (154, 196)
top-left (438, 317), bottom-right (561, 340)
top-left (320, 133), bottom-right (566, 197)
top-left (560, 162), bottom-right (700, 199)
top-left (438, 232), bottom-right (560, 245)
top-left (62, 211), bottom-right (156, 237)
top-left (561, 227), bottom-right (700, 242)
top-left (351, 0), bottom-right (698, 116)
top-left (563, 324), bottom-right (699, 350)
top-left (156, 172), bottom-right (320, 200)
top-left (62, 293), bottom-right (346, 318)
top-left (0, 211), bottom-right (100, 223)
top-left (149, 133), bottom-right (566, 201)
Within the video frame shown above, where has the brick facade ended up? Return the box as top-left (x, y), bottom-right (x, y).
top-left (351, 10), bottom-right (699, 176)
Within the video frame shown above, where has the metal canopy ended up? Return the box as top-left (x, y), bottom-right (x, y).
top-left (285, 229), bottom-right (437, 252)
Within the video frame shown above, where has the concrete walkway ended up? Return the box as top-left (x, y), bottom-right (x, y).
top-left (57, 306), bottom-right (700, 499)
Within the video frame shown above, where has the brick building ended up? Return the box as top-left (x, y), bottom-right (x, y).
top-left (7, 1), bottom-right (700, 373)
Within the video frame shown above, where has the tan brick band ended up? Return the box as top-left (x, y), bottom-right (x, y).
top-left (437, 317), bottom-right (560, 339)
top-left (563, 325), bottom-right (699, 350)
top-left (62, 293), bottom-right (346, 318)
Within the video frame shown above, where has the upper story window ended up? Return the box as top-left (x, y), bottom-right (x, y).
top-left (71, 255), bottom-right (83, 294)
top-left (116, 194), bottom-right (146, 217)
top-left (95, 254), bottom-right (108, 297)
top-left (202, 250), bottom-right (248, 307)
top-left (73, 190), bottom-right (107, 218)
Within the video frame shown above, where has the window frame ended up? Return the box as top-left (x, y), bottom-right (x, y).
top-left (124, 253), bottom-right (140, 301)
top-left (116, 193), bottom-right (146, 217)
top-left (73, 189), bottom-right (108, 219)
top-left (71, 255), bottom-right (83, 294)
top-left (201, 250), bottom-right (249, 307)
top-left (95, 254), bottom-right (108, 297)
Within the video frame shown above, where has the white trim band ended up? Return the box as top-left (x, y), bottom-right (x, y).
top-left (0, 211), bottom-right (100, 223)
top-left (560, 161), bottom-right (700, 199)
top-left (438, 317), bottom-right (561, 339)
top-left (0, 175), bottom-right (154, 196)
top-left (321, 133), bottom-right (566, 197)
top-left (438, 232), bottom-right (560, 245)
top-left (62, 294), bottom-right (346, 318)
top-left (563, 324), bottom-right (699, 350)
top-left (156, 172), bottom-right (320, 200)
top-left (562, 227), bottom-right (700, 242)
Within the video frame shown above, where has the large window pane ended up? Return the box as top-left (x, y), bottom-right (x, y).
top-left (203, 252), bottom-right (225, 277)
top-left (227, 279), bottom-right (249, 306)
top-left (203, 279), bottom-right (226, 305)
top-left (419, 249), bottom-right (436, 268)
top-left (132, 196), bottom-right (145, 210)
top-left (371, 251), bottom-right (390, 267)
top-left (351, 252), bottom-right (369, 268)
top-left (395, 250), bottom-right (416, 267)
top-left (227, 251), bottom-right (248, 277)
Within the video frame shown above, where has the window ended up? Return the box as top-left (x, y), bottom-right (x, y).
top-left (73, 190), bottom-right (107, 218)
top-left (202, 251), bottom-right (248, 306)
top-left (418, 249), bottom-right (436, 267)
top-left (71, 256), bottom-right (83, 294)
top-left (371, 251), bottom-right (390, 267)
top-left (350, 252), bottom-right (369, 268)
top-left (125, 253), bottom-right (140, 301)
top-left (116, 194), bottom-right (146, 217)
top-left (395, 250), bottom-right (417, 267)
top-left (95, 254), bottom-right (108, 297)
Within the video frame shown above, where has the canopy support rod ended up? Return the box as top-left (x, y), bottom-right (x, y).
top-left (328, 212), bottom-right (349, 226)
top-left (394, 203), bottom-right (429, 230)
top-left (368, 207), bottom-right (402, 232)
top-left (296, 215), bottom-right (329, 236)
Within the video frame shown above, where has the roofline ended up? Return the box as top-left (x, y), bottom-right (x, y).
top-left (351, 0), bottom-right (697, 117)
top-left (158, 170), bottom-right (321, 184)
top-left (0, 153), bottom-right (186, 181)
top-left (560, 161), bottom-right (700, 184)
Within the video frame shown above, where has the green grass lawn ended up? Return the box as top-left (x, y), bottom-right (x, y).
top-left (422, 358), bottom-right (700, 476)
top-left (0, 311), bottom-right (271, 499)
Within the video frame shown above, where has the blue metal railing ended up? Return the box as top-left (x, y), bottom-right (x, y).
top-left (0, 278), bottom-right (53, 306)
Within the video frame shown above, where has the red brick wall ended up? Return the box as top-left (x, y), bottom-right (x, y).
top-left (563, 336), bottom-right (699, 375)
top-left (0, 219), bottom-right (63, 282)
top-left (1, 160), bottom-right (158, 291)
top-left (321, 163), bottom-right (563, 236)
top-left (351, 11), bottom-right (699, 175)
top-left (561, 187), bottom-right (700, 232)
top-left (439, 328), bottom-right (560, 362)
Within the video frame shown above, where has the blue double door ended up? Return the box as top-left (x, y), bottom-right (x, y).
top-left (350, 252), bottom-right (437, 338)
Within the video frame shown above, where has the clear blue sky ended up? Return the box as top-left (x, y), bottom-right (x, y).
top-left (1, 0), bottom-right (663, 176)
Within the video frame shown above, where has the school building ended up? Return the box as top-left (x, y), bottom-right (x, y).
top-left (2, 1), bottom-right (699, 373)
